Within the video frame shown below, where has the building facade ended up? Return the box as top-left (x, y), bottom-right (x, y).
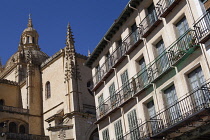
top-left (86, 0), bottom-right (210, 139)
top-left (0, 17), bottom-right (98, 140)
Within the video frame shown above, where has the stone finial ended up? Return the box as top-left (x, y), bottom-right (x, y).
top-left (88, 50), bottom-right (91, 57)
top-left (27, 14), bottom-right (33, 28)
top-left (66, 22), bottom-right (75, 48)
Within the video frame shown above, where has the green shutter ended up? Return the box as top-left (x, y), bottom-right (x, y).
top-left (114, 119), bottom-right (123, 140)
top-left (127, 109), bottom-right (140, 140)
top-left (102, 128), bottom-right (110, 140)
top-left (98, 94), bottom-right (105, 114)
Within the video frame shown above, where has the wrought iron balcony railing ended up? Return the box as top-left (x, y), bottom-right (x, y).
top-left (0, 105), bottom-right (29, 114)
top-left (96, 29), bottom-right (200, 121)
top-left (139, 8), bottom-right (162, 38)
top-left (92, 28), bottom-right (142, 90)
top-left (157, 0), bottom-right (181, 18)
top-left (149, 81), bottom-right (210, 137)
top-left (194, 9), bottom-right (210, 43)
top-left (121, 81), bottom-right (210, 139)
top-left (5, 133), bottom-right (50, 140)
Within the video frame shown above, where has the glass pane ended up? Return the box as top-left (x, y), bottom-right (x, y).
top-left (176, 17), bottom-right (189, 37)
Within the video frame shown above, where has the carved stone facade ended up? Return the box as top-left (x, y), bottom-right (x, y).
top-left (0, 17), bottom-right (98, 140)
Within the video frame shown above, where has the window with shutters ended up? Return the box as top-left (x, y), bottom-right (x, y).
top-left (147, 3), bottom-right (158, 26)
top-left (131, 23), bottom-right (139, 43)
top-left (164, 85), bottom-right (181, 123)
top-left (188, 66), bottom-right (206, 106)
top-left (98, 94), bottom-right (105, 115)
top-left (137, 57), bottom-right (149, 87)
top-left (114, 119), bottom-right (123, 140)
top-left (121, 70), bottom-right (131, 99)
top-left (109, 83), bottom-right (117, 107)
top-left (102, 128), bottom-right (110, 140)
top-left (127, 109), bottom-right (140, 140)
top-left (155, 40), bottom-right (169, 73)
top-left (147, 100), bottom-right (158, 133)
top-left (95, 65), bottom-right (101, 83)
top-left (176, 17), bottom-right (189, 37)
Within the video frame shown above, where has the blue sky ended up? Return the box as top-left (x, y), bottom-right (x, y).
top-left (0, 0), bottom-right (129, 65)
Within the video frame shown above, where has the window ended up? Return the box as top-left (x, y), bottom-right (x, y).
top-left (147, 3), bottom-right (158, 25)
top-left (127, 109), bottom-right (140, 140)
top-left (45, 81), bottom-right (51, 99)
top-left (19, 125), bottom-right (26, 134)
top-left (102, 128), bottom-right (110, 140)
top-left (95, 65), bottom-right (101, 82)
top-left (106, 52), bottom-right (112, 70)
top-left (114, 119), bottom-right (123, 140)
top-left (155, 40), bottom-right (169, 73)
top-left (131, 23), bottom-right (139, 42)
top-left (117, 39), bottom-right (126, 57)
top-left (9, 122), bottom-right (17, 133)
top-left (0, 99), bottom-right (4, 106)
top-left (121, 70), bottom-right (131, 99)
top-left (147, 100), bottom-right (158, 133)
top-left (98, 94), bottom-right (105, 115)
top-left (109, 83), bottom-right (117, 107)
top-left (176, 17), bottom-right (189, 37)
top-left (137, 57), bottom-right (148, 87)
top-left (164, 85), bottom-right (181, 122)
top-left (188, 67), bottom-right (206, 106)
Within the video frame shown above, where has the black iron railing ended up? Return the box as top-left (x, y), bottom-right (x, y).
top-left (0, 105), bottom-right (29, 114)
top-left (121, 81), bottom-right (210, 139)
top-left (92, 28), bottom-right (141, 88)
top-left (139, 7), bottom-right (161, 37)
top-left (149, 81), bottom-right (210, 136)
top-left (120, 121), bottom-right (151, 140)
top-left (5, 133), bottom-right (50, 140)
top-left (157, 0), bottom-right (181, 17)
top-left (194, 10), bottom-right (210, 43)
top-left (96, 30), bottom-right (199, 120)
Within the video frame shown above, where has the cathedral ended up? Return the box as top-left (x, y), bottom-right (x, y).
top-left (0, 17), bottom-right (98, 140)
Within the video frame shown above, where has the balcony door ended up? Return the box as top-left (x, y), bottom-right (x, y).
top-left (109, 83), bottom-right (117, 107)
top-left (164, 85), bottom-right (181, 124)
top-left (121, 70), bottom-right (131, 99)
top-left (188, 67), bottom-right (206, 107)
top-left (127, 109), bottom-right (140, 140)
top-left (147, 100), bottom-right (159, 134)
top-left (138, 58), bottom-right (148, 87)
top-left (176, 17), bottom-right (189, 37)
top-left (147, 3), bottom-right (158, 26)
top-left (98, 94), bottom-right (105, 116)
top-left (131, 23), bottom-right (139, 43)
top-left (156, 40), bottom-right (169, 74)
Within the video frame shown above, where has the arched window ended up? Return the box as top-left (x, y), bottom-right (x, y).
top-left (19, 125), bottom-right (26, 134)
top-left (45, 81), bottom-right (51, 99)
top-left (9, 122), bottom-right (17, 133)
top-left (0, 99), bottom-right (4, 106)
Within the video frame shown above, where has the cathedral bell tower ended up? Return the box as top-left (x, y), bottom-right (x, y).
top-left (18, 14), bottom-right (40, 51)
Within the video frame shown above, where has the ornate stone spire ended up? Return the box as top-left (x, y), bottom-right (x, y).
top-left (27, 14), bottom-right (33, 28)
top-left (64, 23), bottom-right (78, 82)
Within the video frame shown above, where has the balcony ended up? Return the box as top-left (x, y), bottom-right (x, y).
top-left (4, 133), bottom-right (49, 140)
top-left (194, 10), bottom-right (210, 43)
top-left (150, 81), bottom-right (210, 138)
top-left (157, 0), bottom-right (182, 18)
top-left (139, 8), bottom-right (162, 38)
top-left (0, 105), bottom-right (29, 115)
top-left (92, 28), bottom-right (142, 91)
top-left (121, 81), bottom-right (210, 139)
top-left (96, 30), bottom-right (200, 121)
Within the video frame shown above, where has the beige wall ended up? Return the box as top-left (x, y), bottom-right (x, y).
top-left (0, 83), bottom-right (20, 107)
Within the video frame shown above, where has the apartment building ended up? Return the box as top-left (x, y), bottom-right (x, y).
top-left (86, 0), bottom-right (210, 139)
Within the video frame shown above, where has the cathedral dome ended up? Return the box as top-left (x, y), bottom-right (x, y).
top-left (5, 50), bottom-right (49, 68)
top-left (5, 15), bottom-right (49, 68)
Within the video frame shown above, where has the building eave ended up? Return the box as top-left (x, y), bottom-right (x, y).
top-left (85, 0), bottom-right (141, 68)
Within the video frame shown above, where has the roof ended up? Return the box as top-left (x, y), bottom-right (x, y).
top-left (85, 0), bottom-right (141, 68)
